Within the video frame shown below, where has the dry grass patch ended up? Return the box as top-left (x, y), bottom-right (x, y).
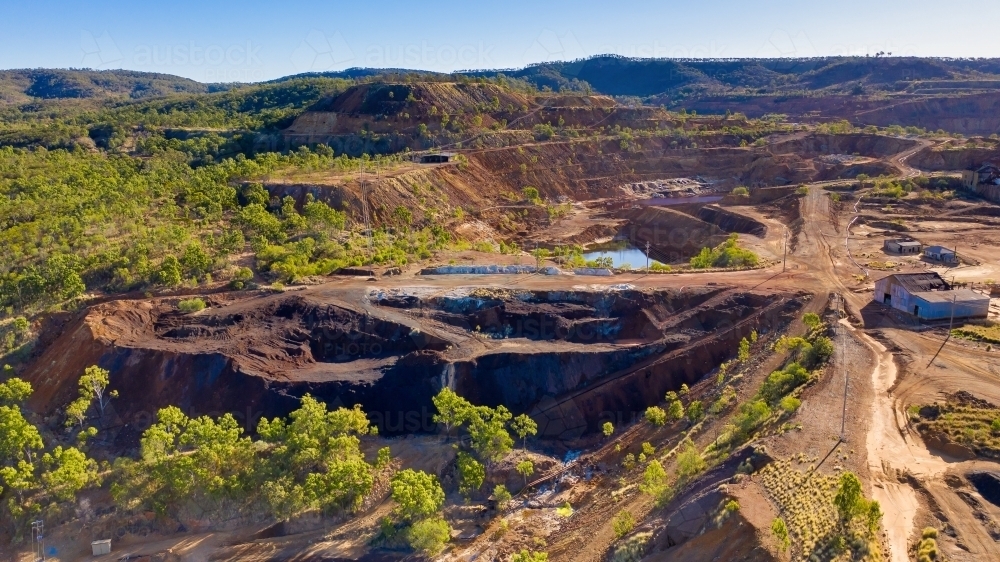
top-left (756, 460), bottom-right (882, 561)
top-left (912, 400), bottom-right (1000, 456)
top-left (951, 323), bottom-right (1000, 346)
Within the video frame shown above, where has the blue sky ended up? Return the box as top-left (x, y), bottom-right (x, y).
top-left (2, 0), bottom-right (999, 83)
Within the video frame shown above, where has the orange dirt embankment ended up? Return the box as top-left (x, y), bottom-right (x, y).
top-left (265, 136), bottom-right (826, 235)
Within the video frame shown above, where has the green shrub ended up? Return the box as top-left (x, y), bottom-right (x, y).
top-left (390, 469), bottom-right (445, 521)
top-left (834, 472), bottom-right (863, 520)
top-left (644, 406), bottom-right (667, 426)
top-left (916, 527), bottom-right (939, 562)
top-left (779, 396), bottom-right (801, 413)
top-left (759, 363), bottom-right (810, 404)
top-left (731, 186), bottom-right (750, 196)
top-left (709, 385), bottom-right (737, 414)
top-left (802, 312), bottom-right (822, 329)
top-left (492, 484), bottom-right (512, 510)
top-left (676, 440), bottom-right (706, 481)
top-left (687, 400), bottom-right (704, 422)
top-left (667, 398), bottom-right (684, 421)
top-left (456, 452), bottom-right (485, 497)
top-left (609, 531), bottom-right (652, 562)
top-left (733, 400), bottom-right (772, 439)
top-left (771, 517), bottom-right (790, 551)
top-left (613, 509), bottom-right (636, 539)
top-left (639, 460), bottom-right (668, 498)
top-left (177, 298), bottom-right (206, 313)
top-left (512, 549), bottom-right (548, 562)
top-left (738, 337), bottom-right (751, 362)
top-left (406, 517), bottom-right (451, 556)
top-left (689, 234), bottom-right (759, 269)
top-left (622, 453), bottom-right (636, 470)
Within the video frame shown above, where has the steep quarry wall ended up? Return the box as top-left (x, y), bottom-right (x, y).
top-left (619, 206), bottom-right (730, 262)
top-left (768, 133), bottom-right (918, 159)
top-left (909, 145), bottom-right (1000, 171)
top-left (23, 286), bottom-right (802, 447)
top-left (855, 92), bottom-right (1000, 136)
top-left (686, 92), bottom-right (1000, 136)
top-left (263, 139), bottom-right (804, 232)
top-left (263, 131), bottom-right (892, 241)
top-left (527, 291), bottom-right (801, 439)
top-left (694, 205), bottom-right (768, 236)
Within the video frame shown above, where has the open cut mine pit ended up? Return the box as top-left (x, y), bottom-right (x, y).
top-left (27, 284), bottom-right (804, 447)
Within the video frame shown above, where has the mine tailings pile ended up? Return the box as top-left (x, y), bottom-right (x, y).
top-left (24, 286), bottom-right (804, 448)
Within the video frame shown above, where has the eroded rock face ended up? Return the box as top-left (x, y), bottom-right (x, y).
top-left (25, 285), bottom-right (803, 447)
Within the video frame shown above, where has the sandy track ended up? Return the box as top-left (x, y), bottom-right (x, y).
top-left (857, 327), bottom-right (932, 562)
top-left (854, 323), bottom-right (1000, 561)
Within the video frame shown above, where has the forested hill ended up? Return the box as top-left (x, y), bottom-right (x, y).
top-left (10, 56), bottom-right (1000, 106)
top-left (0, 68), bottom-right (442, 105)
top-left (469, 55), bottom-right (1000, 98)
top-left (0, 69), bottom-right (232, 104)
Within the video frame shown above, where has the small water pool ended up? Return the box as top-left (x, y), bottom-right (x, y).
top-left (582, 243), bottom-right (660, 269)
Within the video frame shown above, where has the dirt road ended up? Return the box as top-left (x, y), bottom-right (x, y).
top-left (854, 325), bottom-right (941, 562)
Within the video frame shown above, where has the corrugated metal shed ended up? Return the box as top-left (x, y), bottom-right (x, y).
top-left (891, 272), bottom-right (949, 292)
top-left (873, 273), bottom-right (989, 320)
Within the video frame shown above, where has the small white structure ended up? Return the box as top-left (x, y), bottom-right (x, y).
top-left (92, 539), bottom-right (111, 556)
top-left (884, 238), bottom-right (922, 255)
top-left (924, 245), bottom-right (957, 263)
top-left (874, 272), bottom-right (989, 320)
top-left (961, 163), bottom-right (1000, 188)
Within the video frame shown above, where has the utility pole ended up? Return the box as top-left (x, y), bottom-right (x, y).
top-left (783, 227), bottom-right (788, 272)
top-left (948, 293), bottom-right (956, 335)
top-left (31, 520), bottom-right (44, 561)
top-left (839, 294), bottom-right (849, 443)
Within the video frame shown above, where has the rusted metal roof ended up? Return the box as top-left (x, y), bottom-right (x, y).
top-left (887, 272), bottom-right (950, 293)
